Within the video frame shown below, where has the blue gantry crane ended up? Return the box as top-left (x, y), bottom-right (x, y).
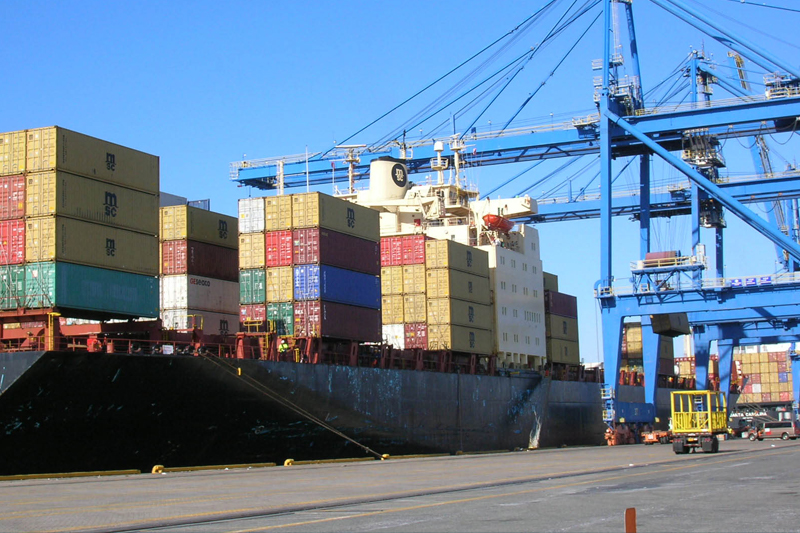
top-left (231, 0), bottom-right (800, 429)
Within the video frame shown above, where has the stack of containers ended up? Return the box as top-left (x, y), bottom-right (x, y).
top-left (425, 240), bottom-right (492, 354)
top-left (380, 235), bottom-right (428, 349)
top-left (620, 322), bottom-right (675, 375)
top-left (159, 204), bottom-right (239, 335)
top-left (734, 347), bottom-right (793, 405)
top-left (0, 126), bottom-right (160, 317)
top-left (543, 290), bottom-right (580, 365)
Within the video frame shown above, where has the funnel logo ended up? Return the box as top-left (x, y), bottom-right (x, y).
top-left (391, 164), bottom-right (407, 187)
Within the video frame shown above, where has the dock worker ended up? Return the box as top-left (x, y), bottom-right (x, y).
top-left (278, 338), bottom-right (289, 360)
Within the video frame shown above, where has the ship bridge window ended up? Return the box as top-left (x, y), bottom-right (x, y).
top-left (523, 263), bottom-right (528, 271)
top-left (514, 334), bottom-right (519, 343)
top-left (524, 287), bottom-right (529, 296)
top-left (500, 256), bottom-right (506, 265)
top-left (513, 309), bottom-right (518, 318)
top-left (511, 259), bottom-right (516, 268)
top-left (501, 281), bottom-right (506, 290)
top-left (512, 284), bottom-right (517, 293)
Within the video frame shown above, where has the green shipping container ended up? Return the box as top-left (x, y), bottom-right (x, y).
top-left (0, 265), bottom-right (25, 309)
top-left (24, 262), bottom-right (158, 317)
top-left (240, 268), bottom-right (266, 305)
top-left (267, 302), bottom-right (294, 336)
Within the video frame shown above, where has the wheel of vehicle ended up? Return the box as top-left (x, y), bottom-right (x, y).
top-left (781, 433), bottom-right (790, 441)
top-left (749, 433), bottom-right (756, 441)
top-left (673, 438), bottom-right (688, 454)
top-left (711, 437), bottom-right (719, 453)
top-left (757, 437), bottom-right (763, 441)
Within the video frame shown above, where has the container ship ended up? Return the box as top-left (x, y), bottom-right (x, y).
top-left (0, 127), bottom-right (685, 476)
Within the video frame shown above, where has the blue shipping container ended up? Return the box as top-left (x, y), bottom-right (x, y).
top-left (293, 264), bottom-right (380, 309)
top-left (779, 372), bottom-right (789, 383)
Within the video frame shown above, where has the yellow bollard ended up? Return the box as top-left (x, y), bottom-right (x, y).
top-left (151, 465), bottom-right (164, 474)
top-left (284, 459), bottom-right (294, 466)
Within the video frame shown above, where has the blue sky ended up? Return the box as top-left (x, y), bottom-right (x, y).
top-left (5, 0), bottom-right (799, 362)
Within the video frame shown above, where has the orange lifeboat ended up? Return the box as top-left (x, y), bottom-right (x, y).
top-left (482, 214), bottom-right (514, 233)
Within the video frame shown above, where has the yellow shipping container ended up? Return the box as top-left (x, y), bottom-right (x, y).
top-left (381, 295), bottom-right (404, 324)
top-left (425, 239), bottom-right (489, 277)
top-left (402, 264), bottom-right (426, 294)
top-left (543, 271), bottom-right (559, 292)
top-left (25, 216), bottom-right (158, 275)
top-left (403, 293), bottom-right (427, 323)
top-left (625, 324), bottom-right (642, 343)
top-left (427, 324), bottom-right (493, 354)
top-left (1, 127), bottom-right (160, 192)
top-left (0, 130), bottom-right (26, 175)
top-left (160, 205), bottom-right (238, 249)
top-left (266, 267), bottom-right (293, 302)
top-left (761, 362), bottom-right (771, 374)
top-left (291, 192), bottom-right (379, 241)
top-left (239, 233), bottom-right (266, 269)
top-left (770, 361), bottom-right (779, 373)
top-left (626, 340), bottom-right (643, 357)
top-left (25, 171), bottom-right (158, 235)
top-left (425, 268), bottom-right (491, 305)
top-left (547, 315), bottom-right (579, 342)
top-left (265, 196), bottom-right (292, 231)
top-left (427, 298), bottom-right (493, 328)
top-left (780, 382), bottom-right (791, 392)
top-left (381, 266), bottom-right (403, 295)
top-left (547, 338), bottom-right (580, 364)
top-left (760, 352), bottom-right (769, 363)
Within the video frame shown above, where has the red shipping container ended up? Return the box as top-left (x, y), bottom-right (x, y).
top-left (772, 351), bottom-right (787, 362)
top-left (762, 393), bottom-right (772, 403)
top-left (0, 219), bottom-right (24, 265)
top-left (265, 230), bottom-right (293, 267)
top-left (401, 235), bottom-right (427, 265)
top-left (769, 352), bottom-right (779, 362)
top-left (240, 304), bottom-right (267, 323)
top-left (778, 361), bottom-right (788, 372)
top-left (380, 237), bottom-right (403, 266)
top-left (743, 384), bottom-right (752, 394)
top-left (161, 240), bottom-right (238, 281)
top-left (544, 291), bottom-right (578, 318)
top-left (404, 322), bottom-right (428, 349)
top-left (293, 228), bottom-right (380, 275)
top-left (780, 392), bottom-right (792, 402)
top-left (750, 374), bottom-right (761, 384)
top-left (0, 176), bottom-right (25, 220)
top-left (294, 300), bottom-right (381, 342)
top-left (644, 251), bottom-right (677, 260)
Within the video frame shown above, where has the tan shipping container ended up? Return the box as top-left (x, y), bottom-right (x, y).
top-left (403, 293), bottom-right (427, 323)
top-left (547, 315), bottom-right (579, 342)
top-left (239, 233), bottom-right (266, 269)
top-left (0, 131), bottom-right (26, 176)
top-left (381, 266), bottom-right (403, 295)
top-left (291, 192), bottom-right (379, 242)
top-left (26, 171), bottom-right (158, 235)
top-left (427, 298), bottom-right (493, 328)
top-left (547, 338), bottom-right (580, 365)
top-left (425, 239), bottom-right (489, 277)
top-left (425, 268), bottom-right (491, 305)
top-left (381, 295), bottom-right (404, 324)
top-left (266, 266), bottom-right (293, 302)
top-left (265, 195), bottom-right (293, 231)
top-left (427, 324), bottom-right (493, 354)
top-left (402, 264), bottom-right (426, 294)
top-left (25, 216), bottom-right (158, 275)
top-left (542, 271), bottom-right (559, 292)
top-left (625, 324), bottom-right (642, 343)
top-left (160, 205), bottom-right (238, 249)
top-left (4, 127), bottom-right (159, 193)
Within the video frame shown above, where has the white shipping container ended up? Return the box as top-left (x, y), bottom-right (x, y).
top-left (382, 324), bottom-right (405, 350)
top-left (239, 197), bottom-right (265, 233)
top-left (752, 384), bottom-right (762, 394)
top-left (160, 274), bottom-right (239, 314)
top-left (161, 308), bottom-right (240, 335)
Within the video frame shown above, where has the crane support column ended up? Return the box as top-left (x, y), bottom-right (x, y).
top-left (693, 324), bottom-right (716, 391)
top-left (640, 315), bottom-right (659, 408)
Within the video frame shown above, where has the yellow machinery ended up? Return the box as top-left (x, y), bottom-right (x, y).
top-left (670, 390), bottom-right (727, 454)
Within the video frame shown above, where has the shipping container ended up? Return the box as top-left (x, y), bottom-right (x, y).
top-left (160, 205), bottom-right (238, 249)
top-left (291, 192), bottom-right (379, 241)
top-left (239, 232), bottom-right (266, 269)
top-left (293, 264), bottom-right (380, 309)
top-left (0, 175), bottom-right (25, 219)
top-left (380, 236), bottom-right (403, 266)
top-left (404, 322), bottom-right (428, 349)
top-left (402, 264), bottom-right (426, 294)
top-left (427, 324), bottom-right (492, 354)
top-left (239, 268), bottom-right (266, 305)
top-left (542, 272), bottom-right (559, 292)
top-left (238, 197), bottom-right (265, 234)
top-left (266, 266), bottom-right (294, 303)
top-left (651, 313), bottom-right (690, 336)
top-left (0, 131), bottom-right (26, 176)
top-left (265, 195), bottom-right (293, 231)
top-left (26, 171), bottom-right (158, 234)
top-left (240, 304), bottom-right (267, 324)
top-left (544, 291), bottom-right (578, 318)
top-left (401, 235), bottom-right (427, 264)
top-left (0, 264), bottom-right (25, 309)
top-left (403, 293), bottom-right (427, 323)
top-left (0, 219), bottom-right (25, 265)
top-left (293, 300), bottom-right (381, 341)
top-left (425, 239), bottom-right (489, 277)
top-left (547, 338), bottom-right (581, 365)
top-left (292, 227), bottom-right (380, 275)
top-left (25, 261), bottom-right (158, 317)
top-left (380, 266), bottom-right (403, 295)
top-left (161, 309), bottom-right (239, 335)
top-left (381, 295), bottom-right (404, 324)
top-left (265, 230), bottom-right (293, 267)
top-left (546, 315), bottom-right (579, 343)
top-left (160, 274), bottom-right (239, 314)
top-left (426, 297), bottom-right (493, 329)
top-left (26, 216), bottom-right (158, 275)
top-left (161, 240), bottom-right (238, 281)
top-left (425, 268), bottom-right (491, 305)
top-left (267, 302), bottom-right (294, 336)
top-left (382, 324), bottom-right (405, 349)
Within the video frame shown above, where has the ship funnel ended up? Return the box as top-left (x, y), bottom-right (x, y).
top-left (369, 157), bottom-right (409, 201)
